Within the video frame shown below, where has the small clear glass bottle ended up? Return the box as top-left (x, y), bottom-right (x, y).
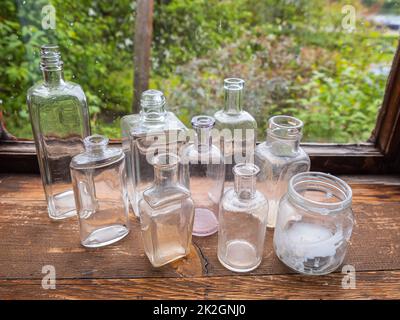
top-left (70, 135), bottom-right (130, 248)
top-left (214, 78), bottom-right (257, 184)
top-left (180, 115), bottom-right (225, 237)
top-left (218, 163), bottom-right (268, 272)
top-left (27, 45), bottom-right (90, 220)
top-left (274, 172), bottom-right (354, 275)
top-left (255, 115), bottom-right (310, 228)
top-left (121, 90), bottom-right (188, 217)
top-left (139, 153), bottom-right (195, 267)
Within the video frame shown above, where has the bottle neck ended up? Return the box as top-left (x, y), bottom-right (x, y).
top-left (42, 69), bottom-right (64, 86)
top-left (140, 89), bottom-right (166, 122)
top-left (233, 163), bottom-right (259, 200)
top-left (266, 130), bottom-right (301, 156)
top-left (224, 87), bottom-right (242, 114)
top-left (84, 135), bottom-right (109, 155)
top-left (154, 165), bottom-right (178, 187)
top-left (194, 126), bottom-right (212, 153)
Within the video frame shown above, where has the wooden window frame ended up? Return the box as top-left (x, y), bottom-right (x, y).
top-left (1, 40), bottom-right (400, 175)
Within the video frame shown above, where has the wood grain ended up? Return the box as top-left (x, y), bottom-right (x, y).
top-left (0, 271), bottom-right (399, 300)
top-left (0, 174), bottom-right (399, 299)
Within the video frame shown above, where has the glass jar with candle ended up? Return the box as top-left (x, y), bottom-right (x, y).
top-left (273, 172), bottom-right (354, 275)
top-left (255, 115), bottom-right (310, 228)
top-left (70, 135), bottom-right (130, 248)
top-left (139, 153), bottom-right (195, 267)
top-left (121, 90), bottom-right (188, 217)
top-left (180, 115), bottom-right (225, 237)
top-left (218, 163), bottom-right (268, 272)
top-left (214, 78), bottom-right (257, 186)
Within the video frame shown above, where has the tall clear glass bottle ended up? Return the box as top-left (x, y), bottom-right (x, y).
top-left (121, 90), bottom-right (188, 217)
top-left (218, 163), bottom-right (268, 272)
top-left (214, 78), bottom-right (257, 185)
top-left (255, 115), bottom-right (310, 228)
top-left (70, 135), bottom-right (130, 248)
top-left (139, 153), bottom-right (195, 267)
top-left (27, 45), bottom-right (90, 220)
top-left (180, 115), bottom-right (225, 237)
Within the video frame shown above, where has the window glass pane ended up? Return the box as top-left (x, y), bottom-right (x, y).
top-left (1, 0), bottom-right (398, 142)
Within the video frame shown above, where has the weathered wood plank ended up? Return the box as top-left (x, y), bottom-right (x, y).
top-left (0, 271), bottom-right (399, 300)
top-left (0, 174), bottom-right (399, 281)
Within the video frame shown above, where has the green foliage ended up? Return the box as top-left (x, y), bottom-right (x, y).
top-left (0, 0), bottom-right (397, 142)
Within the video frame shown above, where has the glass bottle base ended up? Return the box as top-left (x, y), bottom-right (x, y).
top-left (81, 225), bottom-right (129, 248)
top-left (192, 208), bottom-right (218, 237)
top-left (218, 239), bottom-right (261, 272)
top-left (48, 190), bottom-right (77, 220)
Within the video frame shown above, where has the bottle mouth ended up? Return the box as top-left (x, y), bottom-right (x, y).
top-left (233, 163), bottom-right (260, 177)
top-left (288, 172), bottom-right (352, 213)
top-left (153, 153), bottom-right (180, 169)
top-left (84, 134), bottom-right (109, 150)
top-left (224, 78), bottom-right (245, 91)
top-left (191, 115), bottom-right (215, 129)
top-left (268, 115), bottom-right (303, 140)
top-left (40, 44), bottom-right (63, 71)
top-left (140, 89), bottom-right (166, 108)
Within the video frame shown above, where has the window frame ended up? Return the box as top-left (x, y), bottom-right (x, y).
top-left (1, 41), bottom-right (400, 175)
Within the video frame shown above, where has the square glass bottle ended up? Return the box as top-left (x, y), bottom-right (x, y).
top-left (139, 153), bottom-right (195, 267)
top-left (254, 116), bottom-right (310, 228)
top-left (70, 135), bottom-right (130, 248)
top-left (121, 90), bottom-right (188, 217)
top-left (27, 45), bottom-right (90, 220)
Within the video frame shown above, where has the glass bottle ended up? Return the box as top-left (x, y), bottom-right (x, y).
top-left (274, 172), bottom-right (354, 275)
top-left (214, 78), bottom-right (257, 185)
top-left (121, 90), bottom-right (188, 217)
top-left (139, 153), bottom-right (195, 267)
top-left (27, 45), bottom-right (90, 220)
top-left (254, 115), bottom-right (310, 228)
top-left (180, 115), bottom-right (225, 237)
top-left (70, 135), bottom-right (130, 248)
top-left (218, 163), bottom-right (268, 272)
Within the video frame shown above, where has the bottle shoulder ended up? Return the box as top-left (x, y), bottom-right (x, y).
top-left (255, 143), bottom-right (310, 164)
top-left (141, 184), bottom-right (193, 211)
top-left (27, 80), bottom-right (86, 102)
top-left (214, 110), bottom-right (257, 129)
top-left (70, 148), bottom-right (124, 170)
top-left (222, 188), bottom-right (267, 212)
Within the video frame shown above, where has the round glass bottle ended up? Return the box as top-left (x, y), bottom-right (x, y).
top-left (139, 153), bottom-right (195, 267)
top-left (70, 135), bottom-right (130, 248)
top-left (218, 163), bottom-right (268, 272)
top-left (180, 115), bottom-right (225, 237)
top-left (255, 115), bottom-right (310, 228)
top-left (273, 172), bottom-right (354, 275)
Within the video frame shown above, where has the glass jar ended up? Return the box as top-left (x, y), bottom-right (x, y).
top-left (255, 115), bottom-right (310, 228)
top-left (273, 172), bottom-right (354, 275)
top-left (218, 163), bottom-right (268, 272)
top-left (180, 115), bottom-right (225, 237)
top-left (139, 153), bottom-right (195, 267)
top-left (70, 135), bottom-right (130, 248)
top-left (121, 90), bottom-right (188, 217)
top-left (214, 78), bottom-right (257, 186)
top-left (27, 45), bottom-right (90, 220)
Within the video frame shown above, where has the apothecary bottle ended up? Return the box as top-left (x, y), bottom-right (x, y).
top-left (27, 45), bottom-right (90, 220)
top-left (214, 78), bottom-right (257, 184)
top-left (254, 115), bottom-right (310, 228)
top-left (274, 172), bottom-right (354, 275)
top-left (180, 115), bottom-right (225, 237)
top-left (139, 153), bottom-right (195, 267)
top-left (70, 135), bottom-right (130, 248)
top-left (121, 90), bottom-right (188, 217)
top-left (218, 163), bottom-right (268, 272)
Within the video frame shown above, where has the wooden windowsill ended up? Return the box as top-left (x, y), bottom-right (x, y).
top-left (0, 173), bottom-right (399, 299)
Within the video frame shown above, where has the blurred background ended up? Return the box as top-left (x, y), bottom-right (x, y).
top-left (0, 0), bottom-right (398, 142)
